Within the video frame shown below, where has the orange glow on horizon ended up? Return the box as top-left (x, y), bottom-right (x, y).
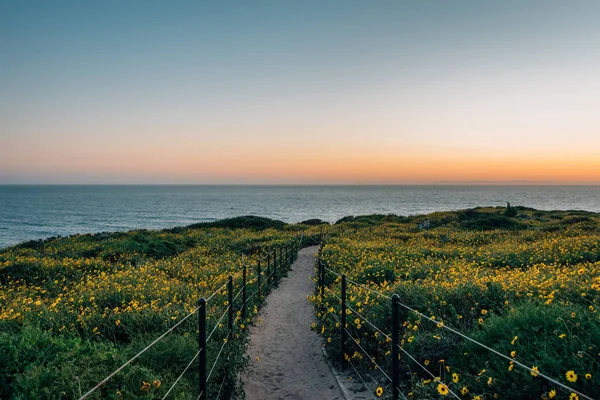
top-left (4, 145), bottom-right (598, 184)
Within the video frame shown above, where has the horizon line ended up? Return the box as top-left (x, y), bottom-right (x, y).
top-left (2, 181), bottom-right (600, 187)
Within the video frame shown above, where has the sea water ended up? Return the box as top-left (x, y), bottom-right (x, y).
top-left (1, 185), bottom-right (599, 249)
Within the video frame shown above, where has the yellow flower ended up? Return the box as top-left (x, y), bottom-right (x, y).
top-left (565, 370), bottom-right (577, 382)
top-left (569, 394), bottom-right (579, 400)
top-left (531, 366), bottom-right (539, 377)
top-left (452, 373), bottom-right (459, 383)
top-left (508, 362), bottom-right (514, 371)
top-left (424, 359), bottom-right (430, 366)
top-left (376, 387), bottom-right (383, 397)
top-left (511, 336), bottom-right (518, 345)
top-left (141, 381), bottom-right (151, 391)
top-left (460, 386), bottom-right (468, 395)
top-left (481, 309), bottom-right (488, 315)
top-left (510, 350), bottom-right (516, 358)
top-left (152, 380), bottom-right (161, 389)
top-left (487, 376), bottom-right (493, 385)
top-left (585, 373), bottom-right (592, 379)
top-left (437, 383), bottom-right (449, 396)
top-left (559, 333), bottom-right (566, 339)
top-left (548, 389), bottom-right (556, 398)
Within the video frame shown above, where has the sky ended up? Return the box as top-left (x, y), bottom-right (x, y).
top-left (1, 1), bottom-right (599, 184)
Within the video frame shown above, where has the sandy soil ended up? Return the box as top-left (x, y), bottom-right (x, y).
top-left (241, 246), bottom-right (344, 400)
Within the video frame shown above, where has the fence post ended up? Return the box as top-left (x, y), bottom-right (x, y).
top-left (319, 258), bottom-right (325, 309)
top-left (267, 252), bottom-right (271, 278)
top-left (341, 274), bottom-right (346, 367)
top-left (392, 294), bottom-right (399, 400)
top-left (198, 298), bottom-right (207, 400)
top-left (273, 249), bottom-right (277, 280)
top-left (242, 264), bottom-right (247, 320)
top-left (228, 275), bottom-right (233, 333)
top-left (277, 247), bottom-right (281, 272)
top-left (257, 258), bottom-right (261, 299)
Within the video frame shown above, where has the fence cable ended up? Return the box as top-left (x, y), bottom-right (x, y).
top-left (321, 266), bottom-right (594, 400)
top-left (232, 285), bottom-right (244, 303)
top-left (207, 331), bottom-right (231, 383)
top-left (344, 327), bottom-right (392, 383)
top-left (205, 280), bottom-right (230, 303)
top-left (347, 358), bottom-right (378, 400)
top-left (394, 344), bottom-right (461, 399)
top-left (322, 266), bottom-right (391, 301)
top-left (246, 289), bottom-right (259, 304)
top-left (327, 310), bottom-right (392, 385)
top-left (161, 349), bottom-right (202, 400)
top-left (326, 294), bottom-right (458, 399)
top-left (207, 305), bottom-right (231, 343)
top-left (391, 305), bottom-right (594, 399)
top-left (78, 305), bottom-right (199, 400)
top-left (82, 245), bottom-right (300, 400)
top-left (215, 373), bottom-right (227, 400)
top-left (324, 286), bottom-right (391, 344)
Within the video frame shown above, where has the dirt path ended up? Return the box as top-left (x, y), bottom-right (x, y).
top-left (241, 246), bottom-right (344, 400)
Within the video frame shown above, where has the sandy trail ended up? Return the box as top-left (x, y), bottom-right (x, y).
top-left (241, 246), bottom-right (344, 400)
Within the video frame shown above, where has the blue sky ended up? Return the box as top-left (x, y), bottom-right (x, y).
top-left (1, 1), bottom-right (599, 184)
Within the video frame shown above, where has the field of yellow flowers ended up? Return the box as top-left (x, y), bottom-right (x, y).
top-left (0, 216), bottom-right (311, 399)
top-left (314, 207), bottom-right (600, 399)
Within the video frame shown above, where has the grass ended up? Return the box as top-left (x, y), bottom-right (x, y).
top-left (1, 206), bottom-right (599, 399)
top-left (312, 206), bottom-right (600, 399)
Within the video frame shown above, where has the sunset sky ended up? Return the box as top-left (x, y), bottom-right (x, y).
top-left (1, 1), bottom-right (599, 184)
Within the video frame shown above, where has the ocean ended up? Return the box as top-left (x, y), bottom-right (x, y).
top-left (1, 185), bottom-right (599, 249)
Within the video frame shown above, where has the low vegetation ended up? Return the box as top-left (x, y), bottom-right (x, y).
top-left (1, 207), bottom-right (599, 399)
top-left (313, 207), bottom-right (600, 399)
top-left (0, 217), bottom-right (312, 399)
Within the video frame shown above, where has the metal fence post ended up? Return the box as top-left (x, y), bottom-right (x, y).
top-left (392, 294), bottom-right (399, 400)
top-left (242, 264), bottom-right (247, 320)
top-left (341, 274), bottom-right (347, 367)
top-left (273, 249), bottom-right (277, 280)
top-left (198, 298), bottom-right (207, 400)
top-left (267, 251), bottom-right (271, 278)
top-left (257, 259), bottom-right (261, 299)
top-left (319, 258), bottom-right (325, 309)
top-left (228, 275), bottom-right (233, 333)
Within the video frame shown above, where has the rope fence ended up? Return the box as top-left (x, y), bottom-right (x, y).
top-left (317, 256), bottom-right (595, 400)
top-left (78, 235), bottom-right (303, 400)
